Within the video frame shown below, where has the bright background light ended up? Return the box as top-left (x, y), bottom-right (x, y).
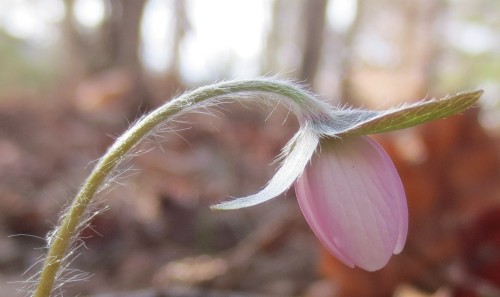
top-left (178, 0), bottom-right (270, 82)
top-left (141, 0), bottom-right (173, 73)
top-left (73, 0), bottom-right (106, 29)
top-left (0, 0), bottom-right (64, 43)
top-left (327, 0), bottom-right (358, 32)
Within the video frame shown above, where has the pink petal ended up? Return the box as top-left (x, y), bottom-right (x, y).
top-left (295, 136), bottom-right (407, 271)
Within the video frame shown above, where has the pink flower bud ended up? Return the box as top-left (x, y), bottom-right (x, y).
top-left (295, 136), bottom-right (407, 271)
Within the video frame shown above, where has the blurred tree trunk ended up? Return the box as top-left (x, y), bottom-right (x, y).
top-left (298, 0), bottom-right (329, 88)
top-left (102, 0), bottom-right (152, 116)
top-left (63, 0), bottom-right (152, 119)
top-left (169, 0), bottom-right (188, 75)
top-left (62, 0), bottom-right (97, 74)
top-left (263, 0), bottom-right (285, 73)
top-left (404, 0), bottom-right (445, 96)
top-left (161, 0), bottom-right (188, 95)
top-left (62, 0), bottom-right (146, 74)
top-left (338, 0), bottom-right (364, 105)
top-left (263, 0), bottom-right (329, 88)
top-left (335, 0), bottom-right (443, 106)
top-left (262, 0), bottom-right (303, 74)
top-left (102, 0), bottom-right (146, 72)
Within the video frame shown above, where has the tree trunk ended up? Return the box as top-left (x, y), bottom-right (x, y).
top-left (298, 0), bottom-right (329, 88)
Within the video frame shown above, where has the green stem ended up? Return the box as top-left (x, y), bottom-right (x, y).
top-left (33, 79), bottom-right (319, 297)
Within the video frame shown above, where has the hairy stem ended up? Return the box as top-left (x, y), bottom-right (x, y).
top-left (33, 79), bottom-right (320, 297)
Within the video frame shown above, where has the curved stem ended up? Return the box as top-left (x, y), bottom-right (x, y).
top-left (33, 79), bottom-right (322, 297)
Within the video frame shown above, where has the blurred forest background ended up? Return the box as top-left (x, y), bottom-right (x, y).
top-left (0, 0), bottom-right (499, 296)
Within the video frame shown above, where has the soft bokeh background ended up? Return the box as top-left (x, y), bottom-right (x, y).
top-left (0, 0), bottom-right (499, 296)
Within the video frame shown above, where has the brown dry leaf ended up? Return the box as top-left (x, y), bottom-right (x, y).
top-left (153, 255), bottom-right (228, 285)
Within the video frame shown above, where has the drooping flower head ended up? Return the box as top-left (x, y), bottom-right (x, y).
top-left (296, 136), bottom-right (407, 271)
top-left (32, 78), bottom-right (483, 297)
top-left (212, 87), bottom-right (481, 271)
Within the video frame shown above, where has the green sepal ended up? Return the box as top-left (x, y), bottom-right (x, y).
top-left (337, 90), bottom-right (483, 137)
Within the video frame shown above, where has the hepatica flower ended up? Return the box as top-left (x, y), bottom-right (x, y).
top-left (33, 80), bottom-right (482, 297)
top-left (295, 136), bottom-right (406, 271)
top-left (212, 87), bottom-right (482, 271)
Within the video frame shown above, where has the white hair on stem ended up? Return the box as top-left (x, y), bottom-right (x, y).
top-left (30, 77), bottom-right (482, 296)
top-left (31, 78), bottom-right (333, 297)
